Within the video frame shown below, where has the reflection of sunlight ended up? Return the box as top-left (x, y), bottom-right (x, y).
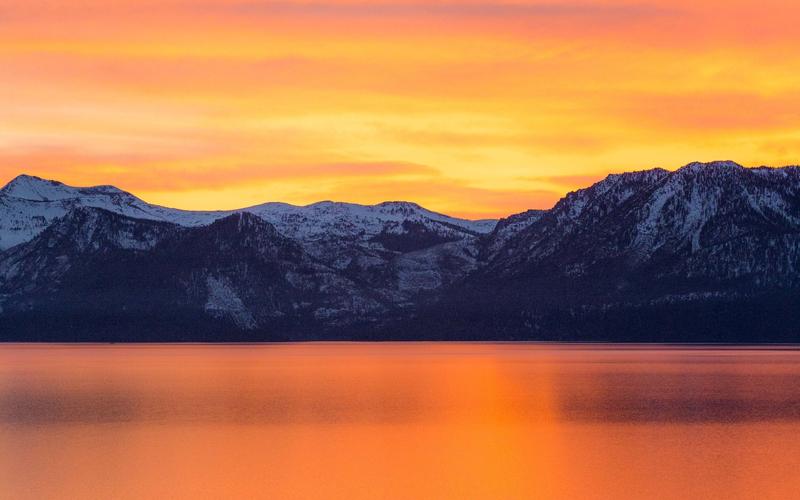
top-left (3, 344), bottom-right (800, 499)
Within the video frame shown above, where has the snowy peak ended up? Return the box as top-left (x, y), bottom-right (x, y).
top-left (286, 199), bottom-right (493, 235)
top-left (0, 175), bottom-right (163, 250)
top-left (631, 162), bottom-right (800, 255)
top-left (678, 160), bottom-right (744, 173)
top-left (0, 174), bottom-right (496, 252)
top-left (2, 161), bottom-right (800, 341)
top-left (377, 201), bottom-right (423, 209)
top-left (1, 174), bottom-right (77, 201)
top-left (550, 161), bottom-right (797, 231)
top-left (558, 161), bottom-right (745, 213)
top-left (486, 160), bottom-right (800, 285)
top-left (375, 201), bottom-right (426, 216)
top-left (549, 168), bottom-right (668, 223)
top-left (0, 174), bottom-right (130, 202)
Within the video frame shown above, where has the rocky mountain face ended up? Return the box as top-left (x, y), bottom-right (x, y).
top-left (0, 176), bottom-right (492, 339)
top-left (1, 161), bottom-right (799, 341)
top-left (413, 161), bottom-right (800, 342)
top-left (0, 175), bottom-right (493, 250)
top-left (484, 161), bottom-right (800, 289)
top-left (0, 207), bottom-right (409, 340)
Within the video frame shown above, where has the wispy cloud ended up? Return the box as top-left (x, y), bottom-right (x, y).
top-left (107, 162), bottom-right (439, 192)
top-left (521, 173), bottom-right (608, 188)
top-left (207, 2), bottom-right (677, 19)
top-left (0, 148), bottom-right (438, 192)
top-left (618, 91), bottom-right (800, 132)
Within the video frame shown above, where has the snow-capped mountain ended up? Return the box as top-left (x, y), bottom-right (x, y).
top-left (0, 175), bottom-right (495, 252)
top-left (0, 207), bottom-right (178, 295)
top-left (2, 161), bottom-right (799, 342)
top-left (0, 175), bottom-right (497, 337)
top-left (485, 161), bottom-right (800, 286)
top-left (0, 207), bottom-right (390, 338)
top-left (415, 161), bottom-right (800, 342)
top-left (0, 174), bottom-right (497, 303)
top-left (0, 175), bottom-right (219, 250)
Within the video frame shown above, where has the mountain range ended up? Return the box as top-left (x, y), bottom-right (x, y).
top-left (1, 160), bottom-right (799, 342)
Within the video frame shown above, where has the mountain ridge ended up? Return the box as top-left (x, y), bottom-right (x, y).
top-left (2, 161), bottom-right (799, 341)
top-left (0, 174), bottom-right (496, 252)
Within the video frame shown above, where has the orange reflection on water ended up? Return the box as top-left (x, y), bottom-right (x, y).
top-left (1, 343), bottom-right (800, 499)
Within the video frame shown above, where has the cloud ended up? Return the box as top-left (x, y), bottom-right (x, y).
top-left (109, 162), bottom-right (439, 191)
top-left (616, 91), bottom-right (800, 132)
top-left (0, 148), bottom-right (561, 218)
top-left (206, 2), bottom-right (676, 20)
top-left (378, 127), bottom-right (615, 154)
top-left (756, 139), bottom-right (800, 165)
top-left (521, 173), bottom-right (608, 188)
top-left (0, 145), bottom-right (440, 192)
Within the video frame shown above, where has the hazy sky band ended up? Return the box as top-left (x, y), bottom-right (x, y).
top-left (196, 2), bottom-right (677, 18)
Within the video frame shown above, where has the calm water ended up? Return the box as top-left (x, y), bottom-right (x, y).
top-left (2, 343), bottom-right (800, 499)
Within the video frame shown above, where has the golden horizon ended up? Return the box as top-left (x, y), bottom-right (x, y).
top-left (1, 158), bottom-right (791, 219)
top-left (3, 0), bottom-right (800, 218)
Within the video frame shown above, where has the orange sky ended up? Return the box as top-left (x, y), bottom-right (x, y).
top-left (2, 0), bottom-right (800, 218)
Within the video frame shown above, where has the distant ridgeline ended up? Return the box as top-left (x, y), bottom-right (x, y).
top-left (1, 161), bottom-right (799, 342)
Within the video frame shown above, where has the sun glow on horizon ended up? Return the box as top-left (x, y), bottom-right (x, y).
top-left (3, 0), bottom-right (800, 218)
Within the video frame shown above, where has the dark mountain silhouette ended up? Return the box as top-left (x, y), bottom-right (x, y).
top-left (1, 161), bottom-right (799, 341)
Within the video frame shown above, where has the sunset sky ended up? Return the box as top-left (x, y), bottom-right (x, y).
top-left (2, 0), bottom-right (800, 218)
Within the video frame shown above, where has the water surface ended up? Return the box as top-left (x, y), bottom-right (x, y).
top-left (2, 343), bottom-right (800, 499)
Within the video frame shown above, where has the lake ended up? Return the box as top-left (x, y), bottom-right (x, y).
top-left (1, 343), bottom-right (800, 499)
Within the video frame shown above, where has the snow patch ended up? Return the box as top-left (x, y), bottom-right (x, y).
top-left (204, 276), bottom-right (256, 330)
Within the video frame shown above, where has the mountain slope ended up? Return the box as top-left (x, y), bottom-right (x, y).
top-left (0, 206), bottom-right (178, 296)
top-left (0, 175), bottom-right (495, 252)
top-left (485, 161), bottom-right (800, 291)
top-left (0, 208), bottom-right (386, 340)
top-left (412, 161), bottom-right (800, 341)
top-left (2, 161), bottom-right (799, 341)
top-left (0, 175), bottom-right (495, 300)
